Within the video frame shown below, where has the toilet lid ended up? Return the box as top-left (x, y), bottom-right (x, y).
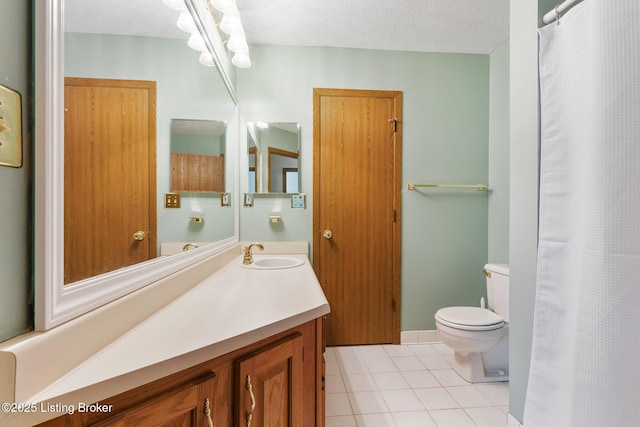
top-left (435, 307), bottom-right (505, 330)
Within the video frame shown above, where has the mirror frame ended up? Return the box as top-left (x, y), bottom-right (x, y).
top-left (34, 0), bottom-right (240, 330)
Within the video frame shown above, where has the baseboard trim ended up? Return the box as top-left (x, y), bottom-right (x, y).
top-left (400, 329), bottom-right (439, 344)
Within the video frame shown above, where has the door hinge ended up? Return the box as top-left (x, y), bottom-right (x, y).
top-left (388, 118), bottom-right (397, 132)
top-left (392, 298), bottom-right (397, 313)
top-left (302, 347), bottom-right (305, 362)
top-left (393, 209), bottom-right (397, 222)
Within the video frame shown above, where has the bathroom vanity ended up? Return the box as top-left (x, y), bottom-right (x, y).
top-left (36, 319), bottom-right (323, 426)
top-left (0, 243), bottom-right (329, 427)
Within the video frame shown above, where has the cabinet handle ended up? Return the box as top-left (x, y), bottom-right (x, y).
top-left (246, 375), bottom-right (256, 427)
top-left (203, 397), bottom-right (213, 427)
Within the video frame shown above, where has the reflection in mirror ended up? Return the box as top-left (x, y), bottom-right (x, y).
top-left (33, 0), bottom-right (239, 329)
top-left (246, 122), bottom-right (301, 193)
top-left (63, 0), bottom-right (236, 283)
top-left (170, 119), bottom-right (226, 193)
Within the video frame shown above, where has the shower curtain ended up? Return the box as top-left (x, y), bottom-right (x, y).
top-left (524, 1), bottom-right (640, 426)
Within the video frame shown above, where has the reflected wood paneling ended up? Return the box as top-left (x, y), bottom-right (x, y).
top-left (170, 153), bottom-right (224, 193)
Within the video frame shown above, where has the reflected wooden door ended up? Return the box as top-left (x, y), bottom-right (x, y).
top-left (313, 88), bottom-right (402, 345)
top-left (64, 77), bottom-right (157, 284)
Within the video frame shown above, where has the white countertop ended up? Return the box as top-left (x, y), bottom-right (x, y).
top-left (0, 244), bottom-right (329, 426)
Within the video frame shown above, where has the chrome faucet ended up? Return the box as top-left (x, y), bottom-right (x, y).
top-left (243, 243), bottom-right (264, 264)
top-left (182, 243), bottom-right (198, 251)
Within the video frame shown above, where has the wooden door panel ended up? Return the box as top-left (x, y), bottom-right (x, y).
top-left (90, 374), bottom-right (216, 427)
top-left (64, 78), bottom-right (157, 284)
top-left (237, 334), bottom-right (304, 427)
top-left (313, 89), bottom-right (402, 345)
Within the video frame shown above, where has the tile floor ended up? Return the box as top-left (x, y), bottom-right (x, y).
top-left (325, 343), bottom-right (509, 427)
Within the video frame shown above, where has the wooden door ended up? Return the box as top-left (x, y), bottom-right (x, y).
top-left (236, 334), bottom-right (304, 427)
top-left (64, 77), bottom-right (157, 284)
top-left (313, 88), bottom-right (402, 345)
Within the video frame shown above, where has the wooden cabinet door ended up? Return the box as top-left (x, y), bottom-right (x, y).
top-left (236, 334), bottom-right (304, 427)
top-left (91, 374), bottom-right (216, 427)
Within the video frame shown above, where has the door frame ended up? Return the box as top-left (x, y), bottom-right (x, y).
top-left (312, 88), bottom-right (402, 344)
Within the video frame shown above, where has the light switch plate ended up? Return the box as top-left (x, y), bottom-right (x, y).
top-left (243, 193), bottom-right (254, 207)
top-left (291, 194), bottom-right (306, 209)
top-left (0, 84), bottom-right (22, 168)
top-left (165, 193), bottom-right (181, 208)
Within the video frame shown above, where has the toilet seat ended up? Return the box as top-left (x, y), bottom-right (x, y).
top-left (435, 307), bottom-right (505, 331)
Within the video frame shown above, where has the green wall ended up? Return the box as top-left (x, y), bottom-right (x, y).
top-left (238, 45), bottom-right (492, 331)
top-left (0, 0), bottom-right (32, 341)
top-left (489, 42), bottom-right (510, 263)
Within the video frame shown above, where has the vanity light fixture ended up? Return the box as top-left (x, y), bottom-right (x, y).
top-left (163, 0), bottom-right (251, 69)
top-left (209, 0), bottom-right (252, 68)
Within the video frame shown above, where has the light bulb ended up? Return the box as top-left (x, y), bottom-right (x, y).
top-left (199, 52), bottom-right (215, 67)
top-left (219, 11), bottom-right (243, 35)
top-left (227, 34), bottom-right (248, 53)
top-left (232, 52), bottom-right (251, 68)
top-left (162, 0), bottom-right (187, 11)
top-left (176, 10), bottom-right (197, 33)
top-left (210, 0), bottom-right (236, 14)
top-left (188, 33), bottom-right (207, 52)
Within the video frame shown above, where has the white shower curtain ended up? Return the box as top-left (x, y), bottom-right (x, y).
top-left (524, 1), bottom-right (640, 426)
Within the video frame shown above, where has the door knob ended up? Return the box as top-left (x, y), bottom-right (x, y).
top-left (323, 229), bottom-right (333, 240)
top-left (133, 231), bottom-right (146, 241)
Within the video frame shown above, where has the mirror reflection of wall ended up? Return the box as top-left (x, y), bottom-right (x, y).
top-left (63, 0), bottom-right (236, 285)
top-left (246, 122), bottom-right (301, 193)
top-left (170, 119), bottom-right (226, 193)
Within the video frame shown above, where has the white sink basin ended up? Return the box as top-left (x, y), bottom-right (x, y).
top-left (240, 256), bottom-right (304, 270)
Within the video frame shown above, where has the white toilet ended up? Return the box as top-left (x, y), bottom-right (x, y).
top-left (435, 264), bottom-right (509, 383)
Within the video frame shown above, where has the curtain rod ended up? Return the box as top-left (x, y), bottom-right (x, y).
top-left (542, 0), bottom-right (583, 24)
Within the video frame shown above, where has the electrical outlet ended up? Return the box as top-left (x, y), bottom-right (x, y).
top-left (165, 193), bottom-right (180, 208)
top-left (291, 194), bottom-right (306, 209)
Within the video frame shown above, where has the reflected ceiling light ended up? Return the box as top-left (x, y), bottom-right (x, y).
top-left (199, 52), bottom-right (216, 67)
top-left (188, 33), bottom-right (207, 52)
top-left (162, 0), bottom-right (187, 11)
top-left (176, 10), bottom-right (197, 33)
top-left (231, 52), bottom-right (251, 68)
top-left (209, 0), bottom-right (251, 68)
top-left (219, 10), bottom-right (243, 35)
top-left (227, 33), bottom-right (248, 53)
top-left (210, 0), bottom-right (236, 14)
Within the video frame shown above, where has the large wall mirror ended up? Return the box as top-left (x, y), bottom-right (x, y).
top-left (246, 122), bottom-right (301, 193)
top-left (34, 0), bottom-right (239, 330)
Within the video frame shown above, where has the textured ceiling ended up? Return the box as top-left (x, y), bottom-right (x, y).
top-left (65, 0), bottom-right (509, 55)
top-left (237, 0), bottom-right (509, 54)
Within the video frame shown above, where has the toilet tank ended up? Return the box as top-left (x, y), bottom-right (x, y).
top-left (484, 264), bottom-right (509, 320)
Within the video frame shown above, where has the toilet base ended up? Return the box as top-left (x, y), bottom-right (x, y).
top-left (452, 351), bottom-right (509, 383)
top-left (450, 332), bottom-right (509, 383)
